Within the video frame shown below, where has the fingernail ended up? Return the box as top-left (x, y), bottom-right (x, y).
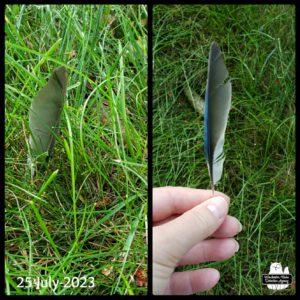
top-left (234, 240), bottom-right (240, 252)
top-left (221, 194), bottom-right (230, 204)
top-left (207, 196), bottom-right (228, 219)
top-left (238, 221), bottom-right (243, 232)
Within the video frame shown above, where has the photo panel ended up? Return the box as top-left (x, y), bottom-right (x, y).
top-left (152, 4), bottom-right (295, 296)
top-left (5, 4), bottom-right (148, 296)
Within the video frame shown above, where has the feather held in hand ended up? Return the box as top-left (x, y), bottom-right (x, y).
top-left (29, 66), bottom-right (68, 160)
top-left (204, 42), bottom-right (231, 194)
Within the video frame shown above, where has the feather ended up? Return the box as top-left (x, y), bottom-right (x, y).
top-left (204, 42), bottom-right (231, 194)
top-left (29, 66), bottom-right (68, 162)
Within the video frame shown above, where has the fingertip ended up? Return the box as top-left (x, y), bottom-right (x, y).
top-left (210, 190), bottom-right (230, 203)
top-left (211, 268), bottom-right (220, 279)
top-left (206, 196), bottom-right (229, 220)
top-left (201, 268), bottom-right (220, 290)
top-left (219, 193), bottom-right (230, 203)
top-left (167, 268), bottom-right (221, 295)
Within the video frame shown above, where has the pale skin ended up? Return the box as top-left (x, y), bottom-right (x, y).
top-left (153, 187), bottom-right (242, 295)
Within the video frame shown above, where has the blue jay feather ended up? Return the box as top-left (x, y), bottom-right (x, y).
top-left (204, 43), bottom-right (231, 194)
top-left (29, 67), bottom-right (68, 159)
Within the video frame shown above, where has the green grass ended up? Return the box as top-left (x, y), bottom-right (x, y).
top-left (5, 5), bottom-right (147, 295)
top-left (153, 5), bottom-right (295, 295)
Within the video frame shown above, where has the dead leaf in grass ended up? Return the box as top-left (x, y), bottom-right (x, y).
top-left (102, 266), bottom-right (113, 276)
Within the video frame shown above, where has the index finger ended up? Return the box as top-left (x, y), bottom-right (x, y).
top-left (153, 186), bottom-right (230, 222)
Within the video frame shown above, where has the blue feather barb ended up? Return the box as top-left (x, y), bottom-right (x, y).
top-left (204, 42), bottom-right (232, 195)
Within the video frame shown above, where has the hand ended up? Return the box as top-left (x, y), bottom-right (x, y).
top-left (153, 186), bottom-right (242, 295)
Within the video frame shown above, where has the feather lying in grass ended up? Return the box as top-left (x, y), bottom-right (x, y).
top-left (28, 66), bottom-right (68, 177)
top-left (204, 42), bottom-right (231, 195)
top-left (184, 86), bottom-right (205, 115)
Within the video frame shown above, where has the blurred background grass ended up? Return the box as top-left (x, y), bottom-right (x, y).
top-left (5, 4), bottom-right (147, 295)
top-left (153, 4), bottom-right (295, 295)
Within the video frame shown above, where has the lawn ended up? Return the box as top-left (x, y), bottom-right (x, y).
top-left (153, 4), bottom-right (295, 295)
top-left (5, 4), bottom-right (148, 295)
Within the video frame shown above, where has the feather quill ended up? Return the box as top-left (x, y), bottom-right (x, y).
top-left (204, 42), bottom-right (231, 194)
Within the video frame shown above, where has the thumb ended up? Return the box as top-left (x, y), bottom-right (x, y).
top-left (154, 196), bottom-right (229, 265)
